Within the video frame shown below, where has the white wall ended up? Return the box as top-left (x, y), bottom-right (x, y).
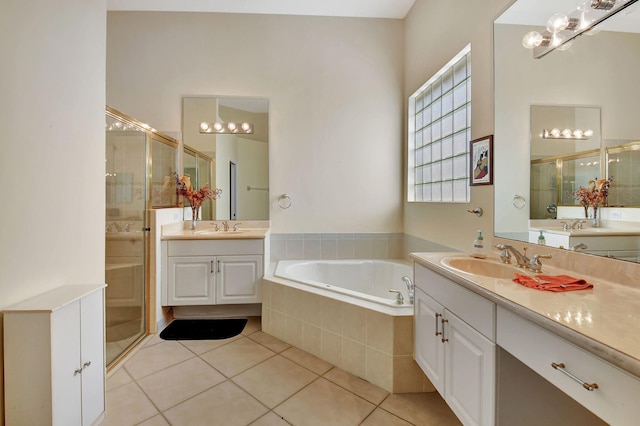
top-left (0, 0), bottom-right (106, 421)
top-left (106, 11), bottom-right (404, 233)
top-left (403, 0), bottom-right (512, 251)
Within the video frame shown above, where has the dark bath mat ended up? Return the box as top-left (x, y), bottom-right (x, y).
top-left (160, 318), bottom-right (247, 340)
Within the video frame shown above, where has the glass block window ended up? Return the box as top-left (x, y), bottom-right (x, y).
top-left (408, 45), bottom-right (471, 203)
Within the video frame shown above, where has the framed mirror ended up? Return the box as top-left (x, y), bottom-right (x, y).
top-left (494, 0), bottom-right (640, 262)
top-left (182, 96), bottom-right (269, 220)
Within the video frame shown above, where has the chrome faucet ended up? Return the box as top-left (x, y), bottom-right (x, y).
top-left (402, 276), bottom-right (414, 304)
top-left (528, 254), bottom-right (553, 273)
top-left (233, 222), bottom-right (242, 231)
top-left (388, 289), bottom-right (404, 305)
top-left (571, 219), bottom-right (586, 230)
top-left (222, 221), bottom-right (229, 231)
top-left (495, 244), bottom-right (530, 268)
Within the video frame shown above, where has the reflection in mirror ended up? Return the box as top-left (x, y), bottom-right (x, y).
top-left (494, 0), bottom-right (640, 262)
top-left (183, 146), bottom-right (214, 220)
top-left (182, 97), bottom-right (269, 220)
top-left (530, 105), bottom-right (601, 219)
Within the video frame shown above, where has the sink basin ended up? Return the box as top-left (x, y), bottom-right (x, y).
top-left (441, 256), bottom-right (519, 279)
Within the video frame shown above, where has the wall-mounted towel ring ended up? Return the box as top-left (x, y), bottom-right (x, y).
top-left (278, 194), bottom-right (292, 209)
top-left (513, 194), bottom-right (526, 209)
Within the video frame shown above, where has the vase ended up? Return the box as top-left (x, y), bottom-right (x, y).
top-left (583, 204), bottom-right (589, 219)
top-left (591, 205), bottom-right (599, 227)
top-left (190, 205), bottom-right (199, 230)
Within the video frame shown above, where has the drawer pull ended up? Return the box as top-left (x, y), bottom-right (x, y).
top-left (551, 362), bottom-right (599, 391)
top-left (441, 318), bottom-right (449, 343)
top-left (435, 313), bottom-right (442, 336)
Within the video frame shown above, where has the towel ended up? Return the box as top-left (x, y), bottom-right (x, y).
top-left (513, 274), bottom-right (594, 292)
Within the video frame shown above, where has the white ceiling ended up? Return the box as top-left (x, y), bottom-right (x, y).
top-left (107, 0), bottom-right (416, 19)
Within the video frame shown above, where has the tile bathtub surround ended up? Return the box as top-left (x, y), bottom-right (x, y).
top-left (270, 232), bottom-right (457, 262)
top-left (262, 281), bottom-right (434, 393)
top-left (101, 317), bottom-right (460, 426)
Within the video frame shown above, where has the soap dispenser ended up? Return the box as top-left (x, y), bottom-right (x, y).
top-left (537, 230), bottom-right (546, 246)
top-left (472, 230), bottom-right (487, 259)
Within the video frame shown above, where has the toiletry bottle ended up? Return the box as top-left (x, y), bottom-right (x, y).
top-left (472, 230), bottom-right (486, 258)
top-left (537, 230), bottom-right (546, 246)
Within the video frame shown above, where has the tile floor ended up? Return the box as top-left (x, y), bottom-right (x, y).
top-left (100, 317), bottom-right (461, 426)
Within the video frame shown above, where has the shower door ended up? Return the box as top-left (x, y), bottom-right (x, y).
top-left (105, 113), bottom-right (148, 366)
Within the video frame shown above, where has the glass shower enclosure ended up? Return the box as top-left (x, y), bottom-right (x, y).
top-left (105, 106), bottom-right (178, 367)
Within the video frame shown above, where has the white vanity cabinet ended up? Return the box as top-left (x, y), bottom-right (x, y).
top-left (498, 306), bottom-right (640, 425)
top-left (163, 239), bottom-right (264, 306)
top-left (3, 284), bottom-right (106, 426)
top-left (414, 264), bottom-right (496, 426)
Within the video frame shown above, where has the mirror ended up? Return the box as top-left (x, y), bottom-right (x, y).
top-left (494, 0), bottom-right (640, 261)
top-left (182, 97), bottom-right (269, 220)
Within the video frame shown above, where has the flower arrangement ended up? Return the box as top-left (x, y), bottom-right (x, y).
top-left (175, 174), bottom-right (222, 228)
top-left (574, 177), bottom-right (612, 220)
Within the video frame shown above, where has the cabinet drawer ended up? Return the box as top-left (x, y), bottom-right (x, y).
top-left (497, 306), bottom-right (640, 425)
top-left (168, 239), bottom-right (263, 256)
top-left (415, 264), bottom-right (495, 340)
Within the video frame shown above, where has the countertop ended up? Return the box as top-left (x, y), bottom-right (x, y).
top-left (162, 226), bottom-right (269, 240)
top-left (411, 252), bottom-right (640, 379)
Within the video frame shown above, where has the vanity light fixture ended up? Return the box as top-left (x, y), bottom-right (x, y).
top-left (199, 121), bottom-right (254, 134)
top-left (522, 0), bottom-right (638, 59)
top-left (541, 128), bottom-right (594, 140)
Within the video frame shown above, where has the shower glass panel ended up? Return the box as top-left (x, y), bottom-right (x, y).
top-left (105, 115), bottom-right (147, 366)
top-left (105, 107), bottom-right (179, 368)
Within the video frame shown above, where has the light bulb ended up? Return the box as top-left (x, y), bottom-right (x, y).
top-left (200, 122), bottom-right (210, 131)
top-left (522, 31), bottom-right (543, 49)
top-left (551, 128), bottom-right (561, 137)
top-left (241, 122), bottom-right (250, 131)
top-left (577, 0), bottom-right (592, 12)
top-left (213, 122), bottom-right (223, 131)
top-left (547, 13), bottom-right (569, 33)
top-left (584, 129), bottom-right (594, 137)
top-left (562, 129), bottom-right (573, 137)
top-left (573, 129), bottom-right (584, 138)
top-left (227, 122), bottom-right (236, 131)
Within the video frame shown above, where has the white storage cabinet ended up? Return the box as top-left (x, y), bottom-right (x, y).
top-left (164, 239), bottom-right (264, 306)
top-left (3, 284), bottom-right (106, 426)
top-left (414, 264), bottom-right (496, 426)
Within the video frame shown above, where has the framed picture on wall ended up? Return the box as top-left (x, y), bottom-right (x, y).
top-left (470, 135), bottom-right (493, 186)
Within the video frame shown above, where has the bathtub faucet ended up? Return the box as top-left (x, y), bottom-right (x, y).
top-left (388, 289), bottom-right (404, 305)
top-left (402, 276), bottom-right (414, 304)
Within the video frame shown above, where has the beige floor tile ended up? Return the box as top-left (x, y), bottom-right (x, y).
top-left (124, 340), bottom-right (194, 380)
top-left (137, 414), bottom-right (170, 426)
top-left (102, 382), bottom-right (158, 426)
top-left (248, 330), bottom-right (292, 353)
top-left (234, 355), bottom-right (318, 408)
top-left (137, 356), bottom-right (226, 411)
top-left (360, 408), bottom-right (412, 426)
top-left (250, 412), bottom-right (290, 426)
top-left (106, 366), bottom-right (133, 391)
top-left (280, 346), bottom-right (333, 375)
top-left (143, 333), bottom-right (164, 348)
top-left (274, 378), bottom-right (375, 426)
top-left (179, 334), bottom-right (243, 355)
top-left (324, 368), bottom-right (389, 405)
top-left (201, 337), bottom-right (276, 377)
top-left (381, 392), bottom-right (461, 425)
top-left (163, 380), bottom-right (268, 426)
top-left (242, 316), bottom-right (262, 335)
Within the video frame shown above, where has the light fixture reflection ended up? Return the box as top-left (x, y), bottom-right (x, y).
top-left (542, 128), bottom-right (593, 140)
top-left (199, 121), bottom-right (254, 134)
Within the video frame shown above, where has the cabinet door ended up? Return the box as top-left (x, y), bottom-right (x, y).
top-left (444, 311), bottom-right (495, 426)
top-left (168, 256), bottom-right (216, 305)
top-left (216, 255), bottom-right (263, 304)
top-left (51, 300), bottom-right (83, 425)
top-left (414, 287), bottom-right (446, 395)
top-left (80, 288), bottom-right (105, 426)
